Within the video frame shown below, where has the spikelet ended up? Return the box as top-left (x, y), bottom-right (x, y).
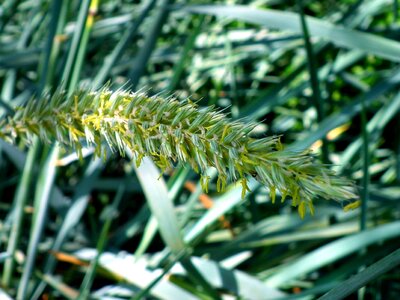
top-left (0, 88), bottom-right (357, 217)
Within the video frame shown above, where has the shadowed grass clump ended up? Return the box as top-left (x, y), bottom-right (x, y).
top-left (0, 88), bottom-right (356, 217)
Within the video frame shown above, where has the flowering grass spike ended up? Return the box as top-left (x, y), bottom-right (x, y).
top-left (0, 88), bottom-right (357, 217)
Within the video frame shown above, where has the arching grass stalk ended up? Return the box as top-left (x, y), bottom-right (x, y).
top-left (0, 87), bottom-right (356, 217)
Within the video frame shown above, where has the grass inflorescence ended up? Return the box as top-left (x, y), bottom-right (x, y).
top-left (0, 88), bottom-right (356, 217)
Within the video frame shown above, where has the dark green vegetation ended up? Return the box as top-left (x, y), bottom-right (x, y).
top-left (0, 0), bottom-right (400, 299)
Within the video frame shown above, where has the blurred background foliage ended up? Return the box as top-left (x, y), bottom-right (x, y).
top-left (1, 0), bottom-right (400, 299)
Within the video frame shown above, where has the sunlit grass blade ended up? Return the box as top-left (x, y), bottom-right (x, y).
top-left (242, 221), bottom-right (359, 247)
top-left (134, 156), bottom-right (221, 299)
top-left (171, 256), bottom-right (286, 299)
top-left (74, 249), bottom-right (198, 299)
top-left (131, 251), bottom-right (187, 300)
top-left (134, 156), bottom-right (185, 253)
top-left (0, 288), bottom-right (13, 300)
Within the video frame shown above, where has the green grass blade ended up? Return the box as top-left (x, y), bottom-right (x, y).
top-left (337, 91), bottom-right (400, 174)
top-left (290, 67), bottom-right (400, 150)
top-left (42, 0), bottom-right (69, 88)
top-left (36, 272), bottom-right (78, 300)
top-left (172, 256), bottom-right (286, 299)
top-left (320, 247), bottom-right (400, 300)
top-left (60, 0), bottom-right (90, 89)
top-left (133, 215), bottom-right (158, 259)
top-left (0, 49), bottom-right (40, 70)
top-left (93, 0), bottom-right (157, 88)
top-left (180, 168), bottom-right (217, 228)
top-left (0, 0), bottom-right (19, 32)
top-left (134, 156), bottom-right (185, 254)
top-left (30, 157), bottom-right (104, 300)
top-left (133, 159), bottom-right (190, 259)
top-left (109, 204), bottom-right (150, 247)
top-left (239, 49), bottom-right (365, 121)
top-left (77, 185), bottom-right (124, 299)
top-left (184, 179), bottom-right (259, 245)
top-left (16, 143), bottom-right (60, 300)
top-left (179, 257), bottom-right (222, 300)
top-left (360, 91), bottom-right (370, 231)
top-left (243, 222), bottom-right (359, 248)
top-left (315, 242), bottom-right (398, 284)
top-left (74, 249), bottom-right (197, 299)
top-left (297, 0), bottom-right (328, 163)
top-left (185, 5), bottom-right (400, 62)
top-left (1, 1), bottom-right (43, 100)
top-left (264, 221), bottom-right (400, 288)
top-left (131, 251), bottom-right (186, 300)
top-left (68, 0), bottom-right (99, 92)
top-left (134, 157), bottom-right (221, 298)
top-left (167, 15), bottom-right (205, 92)
top-left (37, 0), bottom-right (62, 90)
top-left (2, 139), bottom-right (39, 287)
top-left (128, 0), bottom-right (171, 88)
